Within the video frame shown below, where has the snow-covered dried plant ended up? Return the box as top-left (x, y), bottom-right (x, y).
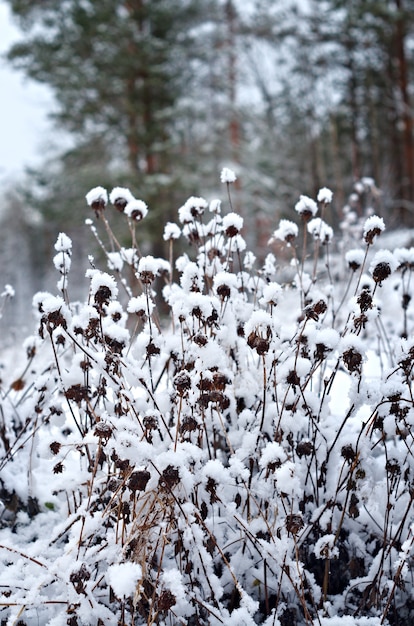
top-left (1, 176), bottom-right (414, 626)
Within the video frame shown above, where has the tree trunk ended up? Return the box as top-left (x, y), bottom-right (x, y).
top-left (394, 0), bottom-right (414, 221)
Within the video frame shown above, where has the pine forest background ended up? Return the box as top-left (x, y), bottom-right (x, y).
top-left (1, 0), bottom-right (414, 334)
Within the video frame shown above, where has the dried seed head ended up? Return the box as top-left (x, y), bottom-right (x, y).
top-left (128, 470), bottom-right (151, 492)
top-left (222, 212), bottom-right (243, 237)
top-left (50, 441), bottom-right (61, 455)
top-left (193, 332), bottom-right (208, 346)
top-left (159, 465), bottom-right (180, 490)
top-left (285, 514), bottom-right (304, 535)
top-left (363, 215), bottom-right (385, 244)
top-left (53, 462), bottom-right (64, 474)
top-left (247, 331), bottom-right (270, 354)
top-left (125, 199), bottom-right (148, 222)
top-left (385, 459), bottom-right (400, 475)
top-left (357, 290), bottom-right (373, 312)
top-left (157, 589), bottom-right (176, 612)
top-left (286, 370), bottom-right (301, 387)
top-left (173, 371), bottom-right (192, 395)
top-left (109, 186), bottom-right (134, 212)
top-left (341, 444), bottom-right (356, 462)
top-left (86, 186), bottom-right (108, 217)
top-left (371, 261), bottom-right (392, 285)
top-left (313, 300), bottom-right (328, 315)
top-left (295, 195), bottom-right (318, 221)
top-left (94, 286), bottom-right (112, 307)
top-left (140, 269), bottom-right (155, 285)
top-left (296, 440), bottom-right (313, 458)
top-left (342, 348), bottom-right (362, 374)
top-left (178, 196), bottom-right (208, 223)
top-left (216, 283), bottom-right (231, 300)
top-left (93, 422), bottom-right (113, 444)
top-left (198, 391), bottom-right (230, 410)
top-left (70, 564), bottom-right (91, 595)
top-left (65, 384), bottom-right (90, 404)
top-left (104, 335), bottom-right (126, 354)
top-left (346, 249), bottom-right (365, 271)
top-left (143, 414), bottom-right (158, 431)
top-left (314, 343), bottom-right (328, 360)
top-left (349, 493), bottom-right (360, 518)
top-left (10, 378), bottom-right (25, 392)
top-left (269, 219), bottom-right (299, 245)
top-left (180, 416), bottom-right (198, 434)
top-left (198, 372), bottom-right (229, 392)
top-left (206, 476), bottom-right (220, 503)
top-left (115, 457), bottom-right (130, 472)
top-left (146, 340), bottom-right (160, 356)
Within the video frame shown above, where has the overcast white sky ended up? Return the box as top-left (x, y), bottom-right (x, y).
top-left (0, 1), bottom-right (53, 183)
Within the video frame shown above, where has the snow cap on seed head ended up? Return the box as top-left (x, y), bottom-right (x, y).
top-left (178, 196), bottom-right (208, 223)
top-left (163, 222), bottom-right (181, 241)
top-left (220, 167), bottom-right (237, 184)
top-left (269, 219), bottom-right (299, 246)
top-left (86, 186), bottom-right (108, 215)
top-left (124, 199), bottom-right (148, 221)
top-left (295, 195), bottom-right (318, 220)
top-left (109, 187), bottom-right (135, 211)
top-left (222, 212), bottom-right (243, 237)
top-left (317, 187), bottom-right (333, 204)
top-left (363, 215), bottom-right (385, 244)
top-left (369, 250), bottom-right (398, 285)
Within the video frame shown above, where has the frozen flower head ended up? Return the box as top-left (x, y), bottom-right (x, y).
top-left (213, 271), bottom-right (238, 300)
top-left (341, 335), bottom-right (364, 374)
top-left (225, 233), bottom-right (246, 253)
top-left (245, 310), bottom-right (273, 354)
top-left (314, 534), bottom-right (339, 560)
top-left (54, 233), bottom-right (72, 253)
top-left (163, 222), bottom-right (181, 241)
top-left (178, 196), bottom-right (208, 224)
top-left (107, 252), bottom-right (124, 272)
top-left (314, 327), bottom-right (339, 360)
top-left (259, 442), bottom-right (287, 475)
top-left (295, 195), bottom-right (318, 221)
top-left (269, 219), bottom-right (298, 246)
top-left (317, 187), bottom-right (333, 204)
top-left (89, 271), bottom-right (118, 308)
top-left (307, 218), bottom-right (333, 244)
top-left (363, 215), bottom-right (385, 244)
top-left (53, 251), bottom-right (71, 275)
top-left (220, 167), bottom-right (237, 184)
top-left (394, 247), bottom-right (414, 270)
top-left (209, 199), bottom-right (222, 214)
top-left (127, 294), bottom-right (153, 318)
top-left (1, 284), bottom-right (14, 299)
top-left (222, 212), bottom-right (243, 237)
top-left (345, 249), bottom-right (365, 272)
top-left (243, 250), bottom-right (256, 270)
top-left (260, 282), bottom-right (282, 307)
top-left (180, 261), bottom-right (204, 293)
top-left (369, 250), bottom-right (398, 286)
top-left (124, 199), bottom-right (148, 222)
top-left (109, 187), bottom-right (135, 212)
top-left (137, 255), bottom-right (169, 284)
top-left (86, 186), bottom-right (108, 216)
top-left (38, 294), bottom-right (71, 331)
top-left (107, 563), bottom-right (142, 600)
top-left (261, 253), bottom-right (277, 278)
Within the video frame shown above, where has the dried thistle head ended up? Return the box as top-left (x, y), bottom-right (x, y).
top-left (109, 186), bottom-right (134, 212)
top-left (363, 215), bottom-right (385, 244)
top-left (86, 186), bottom-right (108, 217)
